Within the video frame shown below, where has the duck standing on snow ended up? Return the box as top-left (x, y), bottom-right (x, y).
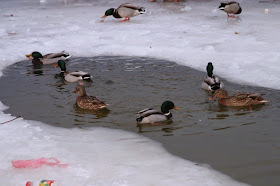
top-left (209, 89), bottom-right (268, 109)
top-left (201, 62), bottom-right (224, 91)
top-left (136, 101), bottom-right (180, 124)
top-left (101, 3), bottom-right (145, 22)
top-left (219, 1), bottom-right (242, 17)
top-left (26, 51), bottom-right (71, 65)
top-left (73, 85), bottom-right (107, 110)
top-left (56, 60), bottom-right (91, 83)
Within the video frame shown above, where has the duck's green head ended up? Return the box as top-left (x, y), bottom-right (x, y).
top-left (102, 8), bottom-right (115, 18)
top-left (206, 62), bottom-right (214, 77)
top-left (161, 101), bottom-right (180, 113)
top-left (26, 51), bottom-right (43, 59)
top-left (57, 60), bottom-right (67, 72)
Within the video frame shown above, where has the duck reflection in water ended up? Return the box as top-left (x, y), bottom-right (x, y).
top-left (137, 120), bottom-right (173, 133)
top-left (73, 104), bottom-right (110, 119)
top-left (32, 65), bottom-right (44, 76)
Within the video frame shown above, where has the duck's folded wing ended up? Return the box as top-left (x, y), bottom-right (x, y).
top-left (137, 109), bottom-right (163, 122)
top-left (85, 96), bottom-right (105, 104)
top-left (204, 76), bottom-right (221, 86)
top-left (248, 93), bottom-right (264, 101)
top-left (69, 71), bottom-right (88, 77)
top-left (213, 76), bottom-right (221, 84)
top-left (137, 108), bottom-right (153, 114)
top-left (233, 92), bottom-right (251, 100)
top-left (120, 3), bottom-right (141, 10)
top-left (204, 77), bottom-right (215, 85)
top-left (137, 109), bottom-right (162, 117)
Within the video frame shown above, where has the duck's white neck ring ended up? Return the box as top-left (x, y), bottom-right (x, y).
top-left (164, 112), bottom-right (171, 116)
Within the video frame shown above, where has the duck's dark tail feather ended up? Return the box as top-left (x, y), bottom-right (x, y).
top-left (136, 116), bottom-right (143, 122)
top-left (211, 84), bottom-right (220, 90)
top-left (82, 74), bottom-right (91, 80)
top-left (139, 7), bottom-right (146, 14)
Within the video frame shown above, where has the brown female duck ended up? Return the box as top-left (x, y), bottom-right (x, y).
top-left (73, 85), bottom-right (106, 110)
top-left (210, 89), bottom-right (268, 108)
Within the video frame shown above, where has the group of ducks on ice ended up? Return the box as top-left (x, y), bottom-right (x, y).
top-left (25, 1), bottom-right (267, 125)
top-left (100, 1), bottom-right (242, 23)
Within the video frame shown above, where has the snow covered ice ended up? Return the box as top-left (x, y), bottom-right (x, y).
top-left (0, 0), bottom-right (279, 185)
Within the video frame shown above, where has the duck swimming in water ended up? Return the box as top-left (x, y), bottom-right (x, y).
top-left (201, 62), bottom-right (224, 91)
top-left (136, 101), bottom-right (180, 124)
top-left (56, 60), bottom-right (91, 83)
top-left (73, 85), bottom-right (107, 110)
top-left (101, 3), bottom-right (145, 22)
top-left (26, 51), bottom-right (71, 65)
top-left (210, 89), bottom-right (268, 109)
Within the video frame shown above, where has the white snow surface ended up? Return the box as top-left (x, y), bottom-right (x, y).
top-left (1, 0), bottom-right (279, 185)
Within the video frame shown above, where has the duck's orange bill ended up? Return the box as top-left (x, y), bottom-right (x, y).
top-left (73, 90), bottom-right (78, 93)
top-left (101, 15), bottom-right (107, 19)
top-left (173, 106), bottom-right (180, 110)
top-left (25, 54), bottom-right (32, 58)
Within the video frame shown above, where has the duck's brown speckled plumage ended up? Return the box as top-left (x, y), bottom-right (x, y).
top-left (211, 89), bottom-right (268, 107)
top-left (73, 85), bottom-right (106, 110)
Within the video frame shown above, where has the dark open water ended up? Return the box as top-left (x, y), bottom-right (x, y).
top-left (0, 56), bottom-right (279, 186)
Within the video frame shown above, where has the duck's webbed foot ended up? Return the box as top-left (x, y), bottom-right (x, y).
top-left (120, 17), bottom-right (130, 22)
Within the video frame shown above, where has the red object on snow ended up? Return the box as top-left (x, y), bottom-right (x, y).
top-left (12, 157), bottom-right (68, 168)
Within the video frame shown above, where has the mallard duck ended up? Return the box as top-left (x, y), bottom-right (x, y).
top-left (219, 1), bottom-right (242, 17)
top-left (101, 3), bottom-right (145, 22)
top-left (57, 60), bottom-right (91, 83)
top-left (210, 89), bottom-right (268, 108)
top-left (136, 101), bottom-right (180, 124)
top-left (201, 62), bottom-right (224, 91)
top-left (73, 85), bottom-right (107, 110)
top-left (26, 51), bottom-right (71, 65)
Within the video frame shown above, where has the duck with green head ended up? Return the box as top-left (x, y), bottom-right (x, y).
top-left (101, 3), bottom-right (145, 22)
top-left (56, 60), bottom-right (91, 83)
top-left (201, 62), bottom-right (224, 91)
top-left (26, 51), bottom-right (71, 65)
top-left (136, 101), bottom-right (180, 124)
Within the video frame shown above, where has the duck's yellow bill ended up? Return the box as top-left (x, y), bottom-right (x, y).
top-left (173, 106), bottom-right (180, 110)
top-left (101, 15), bottom-right (107, 19)
top-left (25, 54), bottom-right (32, 58)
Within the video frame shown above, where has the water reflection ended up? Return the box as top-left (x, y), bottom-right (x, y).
top-left (137, 120), bottom-right (174, 133)
top-left (227, 16), bottom-right (242, 25)
top-left (73, 104), bottom-right (110, 119)
top-left (213, 121), bottom-right (256, 131)
top-left (26, 64), bottom-right (44, 76)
